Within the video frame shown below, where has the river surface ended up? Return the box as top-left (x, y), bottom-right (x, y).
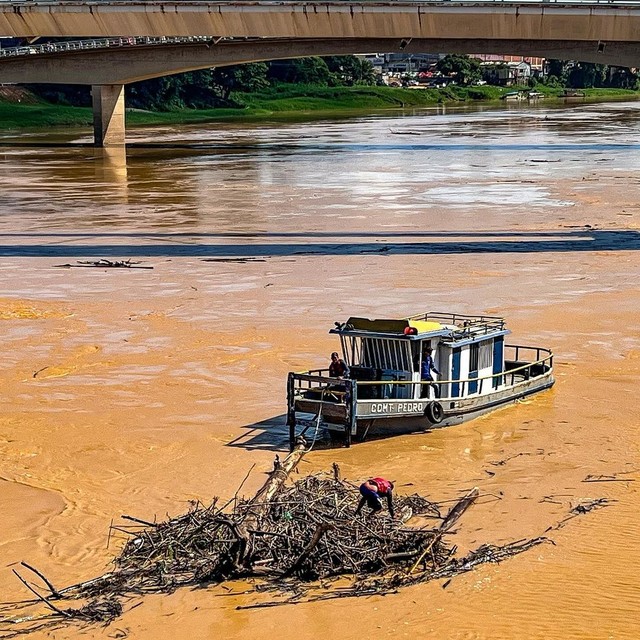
top-left (0, 101), bottom-right (639, 639)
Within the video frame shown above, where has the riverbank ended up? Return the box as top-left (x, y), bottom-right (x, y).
top-left (0, 83), bottom-right (638, 131)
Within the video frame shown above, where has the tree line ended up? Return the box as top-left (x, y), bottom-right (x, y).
top-left (25, 54), bottom-right (639, 110)
top-left (431, 54), bottom-right (638, 89)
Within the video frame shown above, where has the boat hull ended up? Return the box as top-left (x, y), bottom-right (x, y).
top-left (294, 372), bottom-right (554, 441)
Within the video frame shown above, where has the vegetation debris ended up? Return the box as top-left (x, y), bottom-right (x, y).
top-left (1, 445), bottom-right (606, 636)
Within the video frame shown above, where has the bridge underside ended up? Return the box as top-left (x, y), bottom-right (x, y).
top-left (2, 36), bottom-right (638, 145)
top-left (1, 38), bottom-right (637, 85)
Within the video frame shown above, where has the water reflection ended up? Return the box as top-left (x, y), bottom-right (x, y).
top-left (93, 146), bottom-right (128, 201)
top-left (0, 103), bottom-right (640, 232)
top-left (1, 101), bottom-right (640, 238)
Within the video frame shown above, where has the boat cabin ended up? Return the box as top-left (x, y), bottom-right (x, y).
top-left (332, 312), bottom-right (509, 400)
top-left (286, 311), bottom-right (554, 448)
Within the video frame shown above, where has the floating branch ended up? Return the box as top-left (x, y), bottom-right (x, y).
top-left (583, 474), bottom-right (635, 483)
top-left (54, 260), bottom-right (153, 269)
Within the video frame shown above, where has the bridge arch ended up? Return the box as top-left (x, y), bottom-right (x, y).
top-left (0, 38), bottom-right (634, 86)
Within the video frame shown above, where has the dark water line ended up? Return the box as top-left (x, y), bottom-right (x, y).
top-left (3, 142), bottom-right (640, 152)
top-left (1, 231), bottom-right (638, 258)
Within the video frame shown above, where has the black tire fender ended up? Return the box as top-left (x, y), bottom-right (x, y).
top-left (425, 401), bottom-right (444, 424)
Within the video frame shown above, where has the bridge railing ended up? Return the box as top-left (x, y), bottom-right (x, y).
top-left (0, 35), bottom-right (222, 59)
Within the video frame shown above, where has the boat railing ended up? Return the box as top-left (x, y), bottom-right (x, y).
top-left (406, 311), bottom-right (506, 339)
top-left (505, 344), bottom-right (550, 364)
top-left (289, 345), bottom-right (553, 402)
top-left (290, 369), bottom-right (334, 390)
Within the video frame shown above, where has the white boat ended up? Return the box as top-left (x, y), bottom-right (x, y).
top-left (286, 312), bottom-right (554, 447)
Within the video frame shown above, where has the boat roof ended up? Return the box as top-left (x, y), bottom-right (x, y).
top-left (330, 312), bottom-right (509, 342)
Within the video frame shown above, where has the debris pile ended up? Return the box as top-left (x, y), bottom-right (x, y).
top-left (73, 465), bottom-right (455, 602)
top-left (54, 259), bottom-right (152, 269)
top-left (2, 448), bottom-right (562, 634)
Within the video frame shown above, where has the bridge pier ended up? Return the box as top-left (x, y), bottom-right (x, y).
top-left (92, 84), bottom-right (125, 147)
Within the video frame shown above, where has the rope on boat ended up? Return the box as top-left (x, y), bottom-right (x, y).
top-left (307, 388), bottom-right (326, 452)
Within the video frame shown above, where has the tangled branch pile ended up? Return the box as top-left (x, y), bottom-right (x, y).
top-left (1, 450), bottom-right (551, 635)
top-left (116, 474), bottom-right (441, 588)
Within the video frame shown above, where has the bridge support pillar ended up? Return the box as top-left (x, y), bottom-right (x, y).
top-left (92, 84), bottom-right (125, 147)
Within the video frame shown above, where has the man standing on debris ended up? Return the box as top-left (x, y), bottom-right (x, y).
top-left (356, 477), bottom-right (395, 518)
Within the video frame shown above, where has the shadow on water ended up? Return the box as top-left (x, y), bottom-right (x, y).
top-left (227, 413), bottom-right (348, 452)
top-left (227, 414), bottom-right (291, 452)
top-left (0, 229), bottom-right (638, 257)
top-left (227, 413), bottom-right (433, 452)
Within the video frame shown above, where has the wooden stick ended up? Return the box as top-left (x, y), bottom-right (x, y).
top-left (121, 515), bottom-right (157, 527)
top-left (282, 523), bottom-right (334, 578)
top-left (19, 562), bottom-right (61, 598)
top-left (233, 463), bottom-right (256, 503)
top-left (11, 570), bottom-right (70, 618)
top-left (409, 487), bottom-right (479, 575)
top-left (106, 518), bottom-right (114, 550)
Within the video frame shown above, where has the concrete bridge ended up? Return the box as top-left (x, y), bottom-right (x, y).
top-left (2, 1), bottom-right (640, 145)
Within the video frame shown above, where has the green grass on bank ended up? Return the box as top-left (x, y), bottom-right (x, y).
top-left (0, 84), bottom-right (638, 131)
top-left (0, 101), bottom-right (93, 128)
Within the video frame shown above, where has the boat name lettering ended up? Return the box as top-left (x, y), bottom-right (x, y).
top-left (369, 402), bottom-right (426, 414)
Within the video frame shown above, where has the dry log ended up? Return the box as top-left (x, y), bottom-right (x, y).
top-left (247, 438), bottom-right (308, 512)
top-left (409, 487), bottom-right (479, 574)
top-left (227, 437), bottom-right (308, 570)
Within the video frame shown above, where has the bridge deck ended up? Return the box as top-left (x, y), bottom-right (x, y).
top-left (2, 1), bottom-right (640, 40)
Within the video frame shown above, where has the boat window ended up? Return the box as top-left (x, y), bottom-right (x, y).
top-left (470, 342), bottom-right (479, 371)
top-left (343, 336), bottom-right (361, 367)
top-left (479, 340), bottom-right (493, 369)
top-left (360, 338), bottom-right (411, 371)
top-left (411, 342), bottom-right (421, 373)
top-left (470, 340), bottom-right (493, 371)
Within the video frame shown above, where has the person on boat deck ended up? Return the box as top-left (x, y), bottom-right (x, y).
top-left (421, 346), bottom-right (440, 399)
top-left (355, 477), bottom-right (395, 518)
top-left (329, 351), bottom-right (349, 378)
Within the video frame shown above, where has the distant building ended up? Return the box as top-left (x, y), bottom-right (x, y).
top-left (357, 52), bottom-right (443, 75)
top-left (473, 54), bottom-right (545, 71)
top-left (482, 61), bottom-right (534, 86)
top-left (358, 54), bottom-right (386, 72)
top-left (358, 52), bottom-right (546, 85)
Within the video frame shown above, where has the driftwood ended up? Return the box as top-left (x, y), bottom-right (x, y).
top-left (409, 486), bottom-right (479, 574)
top-left (583, 474), bottom-right (635, 483)
top-left (545, 498), bottom-right (613, 532)
top-left (54, 260), bottom-right (152, 269)
top-left (3, 442), bottom-right (596, 636)
top-left (218, 438), bottom-right (308, 573)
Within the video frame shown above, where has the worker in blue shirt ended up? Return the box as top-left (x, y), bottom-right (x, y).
top-left (421, 346), bottom-right (440, 398)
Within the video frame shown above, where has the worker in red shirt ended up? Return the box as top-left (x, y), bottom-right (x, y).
top-left (355, 477), bottom-right (395, 518)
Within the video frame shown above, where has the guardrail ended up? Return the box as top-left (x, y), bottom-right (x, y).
top-left (4, 1), bottom-right (640, 4)
top-left (408, 311), bottom-right (506, 338)
top-left (0, 35), bottom-right (222, 59)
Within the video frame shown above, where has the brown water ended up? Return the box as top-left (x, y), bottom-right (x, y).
top-left (0, 102), bottom-right (639, 639)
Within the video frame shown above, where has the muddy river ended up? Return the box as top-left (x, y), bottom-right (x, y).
top-left (0, 100), bottom-right (639, 639)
